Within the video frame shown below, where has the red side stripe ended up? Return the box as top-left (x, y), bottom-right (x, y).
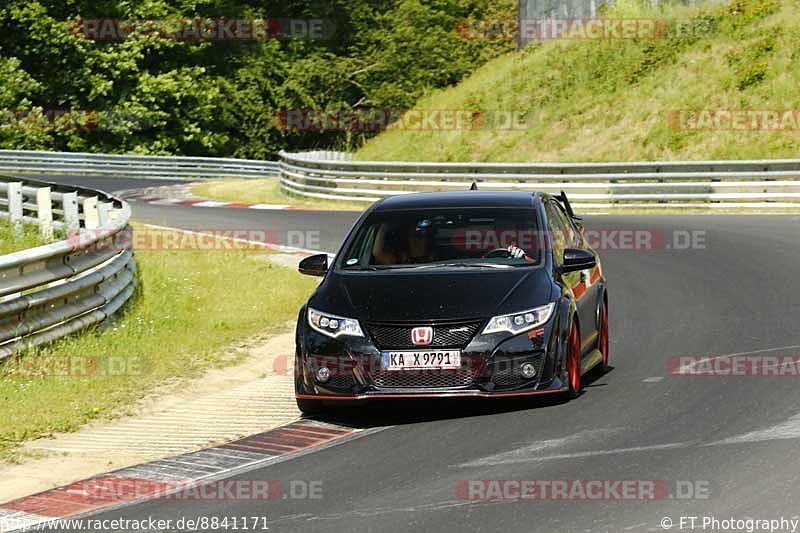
top-left (572, 283), bottom-right (587, 299)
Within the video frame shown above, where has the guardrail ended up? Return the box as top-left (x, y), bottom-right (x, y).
top-left (278, 150), bottom-right (800, 209)
top-left (0, 175), bottom-right (135, 360)
top-left (0, 150), bottom-right (279, 181)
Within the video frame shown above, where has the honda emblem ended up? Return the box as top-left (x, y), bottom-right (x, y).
top-left (411, 326), bottom-right (434, 345)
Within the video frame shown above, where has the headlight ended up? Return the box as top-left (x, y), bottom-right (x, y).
top-left (307, 307), bottom-right (364, 338)
top-left (482, 302), bottom-right (555, 335)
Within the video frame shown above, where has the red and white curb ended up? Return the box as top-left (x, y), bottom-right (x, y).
top-left (0, 421), bottom-right (358, 532)
top-left (117, 185), bottom-right (312, 211)
top-left (147, 198), bottom-right (309, 210)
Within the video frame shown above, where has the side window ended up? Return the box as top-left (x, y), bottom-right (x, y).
top-left (553, 202), bottom-right (577, 244)
top-left (562, 210), bottom-right (581, 246)
top-left (545, 202), bottom-right (568, 265)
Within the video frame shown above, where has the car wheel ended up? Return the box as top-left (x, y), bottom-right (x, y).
top-left (296, 397), bottom-right (324, 416)
top-left (565, 320), bottom-right (582, 399)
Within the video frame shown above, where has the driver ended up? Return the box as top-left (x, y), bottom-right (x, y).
top-left (484, 244), bottom-right (535, 262)
top-left (506, 245), bottom-right (527, 259)
top-left (373, 221), bottom-right (436, 265)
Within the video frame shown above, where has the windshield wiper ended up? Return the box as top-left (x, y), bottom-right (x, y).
top-left (345, 265), bottom-right (419, 271)
top-left (346, 263), bottom-right (514, 271)
top-left (405, 262), bottom-right (512, 270)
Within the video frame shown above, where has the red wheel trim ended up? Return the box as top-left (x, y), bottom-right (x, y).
top-left (600, 302), bottom-right (609, 366)
top-left (569, 323), bottom-right (581, 392)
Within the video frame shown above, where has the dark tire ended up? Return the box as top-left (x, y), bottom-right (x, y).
top-left (296, 397), bottom-right (324, 416)
top-left (598, 300), bottom-right (609, 371)
top-left (564, 320), bottom-right (582, 400)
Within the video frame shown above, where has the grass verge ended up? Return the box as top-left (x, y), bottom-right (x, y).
top-left (357, 0), bottom-right (800, 163)
top-left (0, 219), bottom-right (62, 255)
top-left (191, 179), bottom-right (368, 212)
top-left (0, 223), bottom-right (318, 462)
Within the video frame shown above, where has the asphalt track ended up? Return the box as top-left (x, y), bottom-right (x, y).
top-left (31, 176), bottom-right (800, 532)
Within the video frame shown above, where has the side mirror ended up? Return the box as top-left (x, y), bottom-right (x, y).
top-left (560, 248), bottom-right (596, 273)
top-left (299, 253), bottom-right (329, 277)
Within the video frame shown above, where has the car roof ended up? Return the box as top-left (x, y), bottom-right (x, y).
top-left (373, 190), bottom-right (540, 211)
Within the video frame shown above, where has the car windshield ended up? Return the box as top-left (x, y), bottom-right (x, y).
top-left (338, 207), bottom-right (542, 270)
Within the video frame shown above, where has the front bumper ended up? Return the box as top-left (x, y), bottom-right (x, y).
top-left (296, 314), bottom-right (565, 400)
top-left (296, 377), bottom-right (567, 400)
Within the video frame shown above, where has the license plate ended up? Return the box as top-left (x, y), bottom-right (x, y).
top-left (382, 350), bottom-right (461, 370)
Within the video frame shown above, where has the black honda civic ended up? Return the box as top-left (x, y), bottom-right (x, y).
top-left (294, 190), bottom-right (608, 414)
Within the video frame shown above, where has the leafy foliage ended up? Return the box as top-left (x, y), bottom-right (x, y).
top-left (0, 0), bottom-right (514, 157)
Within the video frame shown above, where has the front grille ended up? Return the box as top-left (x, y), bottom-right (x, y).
top-left (327, 374), bottom-right (355, 390)
top-left (370, 354), bottom-right (484, 389)
top-left (491, 355), bottom-right (544, 390)
top-left (365, 320), bottom-right (483, 350)
top-left (371, 369), bottom-right (476, 389)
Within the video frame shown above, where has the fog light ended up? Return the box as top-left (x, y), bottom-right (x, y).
top-left (520, 363), bottom-right (536, 379)
top-left (316, 366), bottom-right (331, 383)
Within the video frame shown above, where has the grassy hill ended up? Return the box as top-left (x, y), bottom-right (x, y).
top-left (356, 0), bottom-right (800, 162)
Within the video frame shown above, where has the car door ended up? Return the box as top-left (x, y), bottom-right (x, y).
top-left (562, 206), bottom-right (602, 351)
top-left (545, 200), bottom-right (595, 354)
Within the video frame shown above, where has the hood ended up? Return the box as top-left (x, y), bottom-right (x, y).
top-left (312, 268), bottom-right (554, 322)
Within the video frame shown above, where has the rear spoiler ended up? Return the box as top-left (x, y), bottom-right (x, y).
top-left (556, 190), bottom-right (582, 222)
